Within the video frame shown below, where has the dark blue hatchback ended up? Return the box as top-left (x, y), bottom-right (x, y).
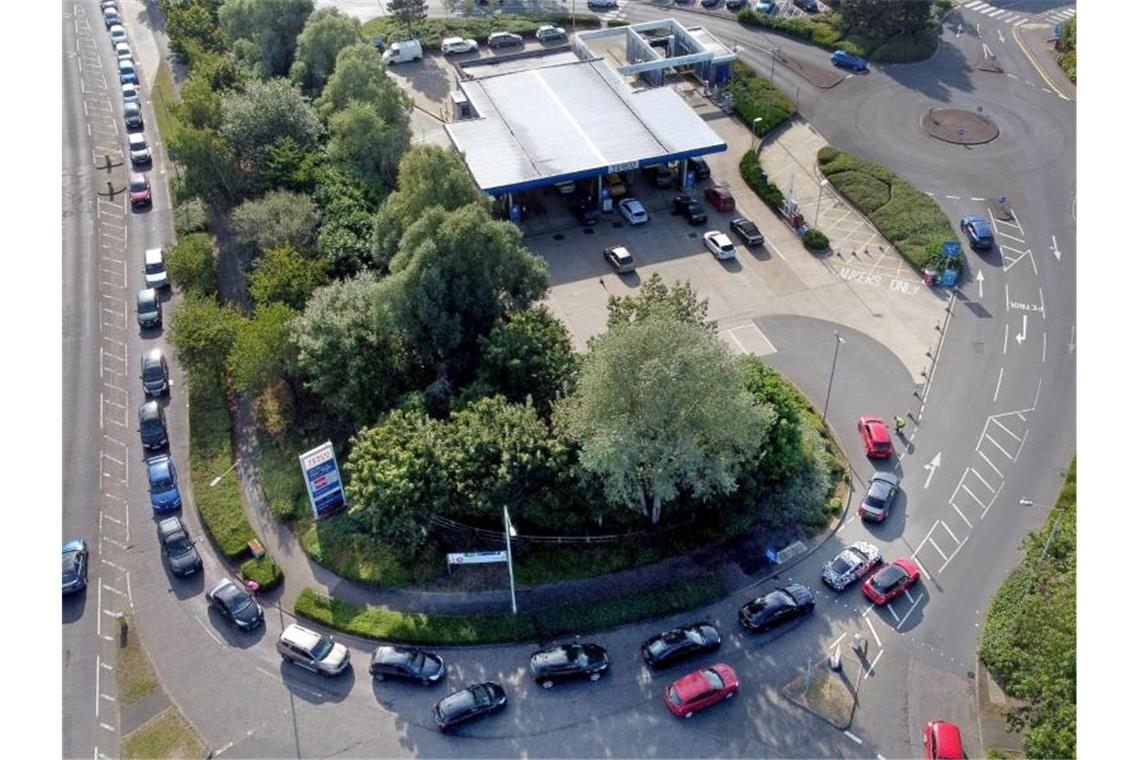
top-left (147, 455), bottom-right (182, 512)
top-left (831, 50), bottom-right (869, 72)
top-left (960, 215), bottom-right (995, 249)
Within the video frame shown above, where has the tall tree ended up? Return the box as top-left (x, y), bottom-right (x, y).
top-left (839, 0), bottom-right (933, 38)
top-left (169, 126), bottom-right (241, 205)
top-left (371, 145), bottom-right (485, 268)
top-left (161, 0), bottom-right (226, 65)
top-left (606, 272), bottom-right (716, 335)
top-left (228, 302), bottom-right (298, 394)
top-left (315, 43), bottom-right (413, 121)
top-left (166, 233), bottom-right (217, 297)
top-left (168, 293), bottom-right (242, 387)
top-left (472, 307), bottom-right (577, 417)
top-left (388, 0), bottom-right (428, 37)
top-left (231, 190), bottom-right (320, 255)
top-left (288, 7), bottom-right (362, 95)
top-left (557, 317), bottom-right (772, 525)
top-left (327, 100), bottom-right (409, 195)
top-left (740, 357), bottom-right (805, 482)
top-left (218, 0), bottom-right (314, 78)
top-left (248, 244), bottom-right (326, 310)
top-left (219, 79), bottom-right (322, 194)
top-left (313, 166), bottom-right (375, 277)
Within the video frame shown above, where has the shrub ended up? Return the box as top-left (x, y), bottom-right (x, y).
top-left (165, 233), bottom-right (216, 297)
top-left (173, 198), bottom-right (208, 236)
top-left (240, 554), bottom-right (283, 591)
top-left (739, 151), bottom-right (785, 211)
top-left (728, 60), bottom-right (796, 135)
top-left (802, 228), bottom-right (830, 251)
top-left (738, 6), bottom-right (938, 63)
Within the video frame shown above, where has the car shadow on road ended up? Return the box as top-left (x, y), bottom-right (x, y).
top-left (161, 555), bottom-right (206, 601)
top-left (63, 592), bottom-right (88, 625)
top-left (279, 663), bottom-right (355, 705)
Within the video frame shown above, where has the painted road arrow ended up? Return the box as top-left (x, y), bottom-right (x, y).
top-left (1015, 314), bottom-right (1027, 344)
top-left (923, 452), bottom-right (942, 489)
top-left (976, 271), bottom-right (984, 300)
top-left (1051, 235), bottom-right (1062, 261)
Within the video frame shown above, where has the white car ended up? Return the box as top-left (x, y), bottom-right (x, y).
top-left (122, 82), bottom-right (141, 104)
top-left (441, 37), bottom-right (478, 55)
top-left (115, 42), bottom-right (132, 62)
top-left (103, 7), bottom-right (121, 28)
top-left (703, 230), bottom-right (737, 260)
top-left (144, 248), bottom-right (169, 289)
top-left (109, 24), bottom-right (128, 47)
top-left (618, 198), bottom-right (648, 225)
top-left (536, 25), bottom-right (567, 42)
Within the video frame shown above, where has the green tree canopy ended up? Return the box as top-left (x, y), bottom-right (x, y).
top-left (313, 166), bottom-right (375, 277)
top-left (315, 43), bottom-right (413, 122)
top-left (472, 307), bottom-right (577, 417)
top-left (740, 357), bottom-right (805, 482)
top-left (231, 190), bottom-right (320, 255)
top-left (327, 100), bottom-right (409, 196)
top-left (218, 0), bottom-right (314, 78)
top-left (557, 317), bottom-right (772, 524)
top-left (839, 0), bottom-right (933, 38)
top-left (168, 293), bottom-right (242, 386)
top-left (249, 244), bottom-right (326, 310)
top-left (220, 78), bottom-right (323, 192)
top-left (606, 272), bottom-right (716, 335)
top-left (170, 125), bottom-right (241, 206)
top-left (228, 302), bottom-right (298, 394)
top-left (371, 145), bottom-right (485, 268)
top-left (289, 7), bottom-right (362, 94)
top-left (161, 0), bottom-right (227, 65)
top-left (165, 233), bottom-right (217, 297)
top-left (388, 0), bottom-right (428, 37)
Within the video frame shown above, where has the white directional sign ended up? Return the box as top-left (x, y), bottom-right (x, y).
top-left (923, 451), bottom-right (942, 489)
top-left (447, 551), bottom-right (508, 566)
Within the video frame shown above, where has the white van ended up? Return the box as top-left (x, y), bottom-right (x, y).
top-left (382, 39), bottom-right (423, 64)
top-left (144, 248), bottom-right (168, 289)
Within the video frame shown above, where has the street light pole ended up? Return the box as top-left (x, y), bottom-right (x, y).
top-left (752, 116), bottom-right (763, 156)
top-left (822, 331), bottom-right (844, 426)
top-left (210, 459), bottom-right (240, 488)
top-left (503, 506), bottom-right (518, 615)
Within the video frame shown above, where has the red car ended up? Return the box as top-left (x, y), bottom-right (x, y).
top-left (704, 185), bottom-right (735, 212)
top-left (129, 172), bottom-right (152, 208)
top-left (862, 558), bottom-right (920, 605)
top-left (858, 416), bottom-right (894, 458)
top-left (663, 662), bottom-right (738, 718)
top-left (924, 720), bottom-right (965, 759)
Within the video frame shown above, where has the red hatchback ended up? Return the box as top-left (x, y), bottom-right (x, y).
top-left (924, 720), bottom-right (965, 759)
top-left (663, 662), bottom-right (738, 718)
top-left (704, 185), bottom-right (735, 212)
top-left (858, 416), bottom-right (894, 458)
top-left (129, 172), bottom-right (152, 208)
top-left (862, 558), bottom-right (920, 605)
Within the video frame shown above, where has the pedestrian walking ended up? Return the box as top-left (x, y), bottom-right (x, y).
top-left (894, 415), bottom-right (906, 435)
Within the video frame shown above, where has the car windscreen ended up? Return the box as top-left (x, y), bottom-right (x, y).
top-left (871, 567), bottom-right (904, 592)
top-left (439, 690), bottom-right (477, 718)
top-left (141, 416), bottom-right (163, 433)
top-left (150, 467), bottom-right (173, 488)
top-left (146, 261), bottom-right (164, 274)
top-left (130, 178), bottom-right (147, 191)
top-left (143, 362), bottom-right (163, 380)
top-left (223, 589), bottom-right (253, 615)
top-left (166, 536), bottom-right (192, 555)
top-left (311, 637), bottom-right (333, 661)
top-left (830, 555), bottom-right (854, 575)
top-left (702, 669), bottom-right (724, 690)
top-left (138, 294), bottom-right (155, 310)
top-left (63, 554), bottom-right (79, 579)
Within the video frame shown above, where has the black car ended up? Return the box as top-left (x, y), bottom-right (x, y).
top-left (793, 0), bottom-right (820, 12)
top-left (672, 194), bottom-right (708, 225)
top-left (62, 539), bottom-right (89, 594)
top-left (739, 583), bottom-right (815, 633)
top-left (206, 578), bottom-right (264, 630)
top-left (570, 198), bottom-right (600, 226)
top-left (433, 682), bottom-right (507, 731)
top-left (123, 101), bottom-right (144, 130)
top-left (136, 288), bottom-right (162, 328)
top-left (138, 400), bottom-right (168, 450)
top-left (156, 517), bottom-right (202, 577)
top-left (529, 643), bottom-right (609, 688)
top-left (141, 348), bottom-right (169, 397)
top-left (701, 0), bottom-right (721, 7)
top-left (730, 217), bottom-right (765, 246)
top-left (370, 645), bottom-right (445, 685)
top-left (641, 623), bottom-right (721, 669)
top-left (726, 0), bottom-right (747, 9)
top-left (688, 156), bottom-right (711, 180)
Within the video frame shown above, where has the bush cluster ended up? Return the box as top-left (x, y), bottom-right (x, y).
top-left (739, 151), bottom-right (785, 211)
top-left (737, 5), bottom-right (939, 63)
top-left (801, 228), bottom-right (830, 251)
top-left (728, 60), bottom-right (796, 136)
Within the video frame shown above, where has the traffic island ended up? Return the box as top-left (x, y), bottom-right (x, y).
top-left (921, 107), bottom-right (1000, 145)
top-left (781, 654), bottom-right (858, 730)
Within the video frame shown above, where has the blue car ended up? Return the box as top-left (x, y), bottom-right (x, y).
top-left (63, 540), bottom-right (89, 594)
top-left (831, 50), bottom-right (869, 73)
top-left (147, 455), bottom-right (182, 512)
top-left (960, 215), bottom-right (995, 249)
top-left (755, 1), bottom-right (778, 13)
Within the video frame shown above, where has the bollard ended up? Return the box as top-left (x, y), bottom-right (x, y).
top-left (829, 649), bottom-right (842, 671)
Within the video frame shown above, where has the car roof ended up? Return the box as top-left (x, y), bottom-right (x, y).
top-left (145, 248), bottom-right (163, 263)
top-left (671, 669), bottom-right (715, 701)
top-left (129, 133), bottom-right (146, 144)
top-left (871, 471), bottom-right (900, 487)
top-left (148, 455), bottom-right (172, 472)
top-left (143, 348), bottom-right (164, 364)
top-left (140, 400), bottom-right (160, 418)
top-left (931, 721), bottom-right (964, 756)
top-left (282, 624), bottom-right (323, 650)
top-left (138, 288), bottom-right (156, 301)
top-left (781, 583), bottom-right (814, 605)
top-left (374, 645), bottom-right (415, 664)
top-left (157, 516), bottom-right (184, 537)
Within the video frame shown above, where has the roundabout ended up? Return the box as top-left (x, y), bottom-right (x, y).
top-left (921, 107), bottom-right (1000, 145)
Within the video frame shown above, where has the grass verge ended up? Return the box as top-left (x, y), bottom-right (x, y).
top-left (117, 618), bottom-right (159, 705)
top-left (294, 573), bottom-right (727, 644)
top-left (363, 13), bottom-right (601, 48)
top-left (123, 708), bottom-right (207, 760)
top-left (737, 7), bottom-right (942, 63)
top-left (151, 60), bottom-right (181, 150)
top-left (978, 459), bottom-right (1075, 759)
top-left (817, 146), bottom-right (957, 272)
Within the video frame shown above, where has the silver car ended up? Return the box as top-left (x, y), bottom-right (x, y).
top-left (128, 133), bottom-right (151, 165)
top-left (277, 624), bottom-right (350, 676)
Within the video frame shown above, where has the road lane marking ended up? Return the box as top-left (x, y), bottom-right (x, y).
top-left (910, 555), bottom-right (931, 580)
top-left (961, 483), bottom-right (988, 511)
top-left (927, 539), bottom-right (948, 561)
top-left (1042, 331), bottom-right (1047, 363)
top-left (829, 632), bottom-right (848, 650)
top-left (863, 649), bottom-right (884, 679)
top-left (989, 417), bottom-right (1022, 441)
top-left (985, 433), bottom-right (1014, 460)
top-left (844, 731), bottom-right (864, 745)
top-left (977, 449), bottom-right (1003, 478)
top-left (952, 502), bottom-right (974, 528)
top-left (95, 653), bottom-right (101, 718)
top-left (195, 616), bottom-right (225, 647)
top-left (940, 522), bottom-right (961, 545)
top-left (865, 617), bottom-right (881, 647)
top-left (886, 602), bottom-right (900, 622)
top-left (939, 536), bottom-right (969, 573)
top-left (897, 593), bottom-right (924, 628)
top-left (970, 467), bottom-right (995, 493)
top-left (992, 367), bottom-right (1003, 401)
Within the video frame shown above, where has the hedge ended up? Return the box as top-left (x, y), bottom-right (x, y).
top-left (240, 554), bottom-right (283, 591)
top-left (817, 146), bottom-right (957, 271)
top-left (294, 573), bottom-right (728, 645)
top-left (728, 60), bottom-right (796, 136)
top-left (739, 150), bottom-right (785, 211)
top-left (363, 14), bottom-right (601, 48)
top-left (802, 228), bottom-right (830, 251)
top-left (737, 7), bottom-right (940, 63)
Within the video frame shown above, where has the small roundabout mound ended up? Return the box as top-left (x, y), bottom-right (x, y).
top-left (921, 107), bottom-right (1000, 145)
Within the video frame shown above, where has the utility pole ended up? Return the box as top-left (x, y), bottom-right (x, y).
top-left (822, 331), bottom-right (844, 426)
top-left (503, 506), bottom-right (518, 614)
top-left (1022, 515), bottom-right (1062, 604)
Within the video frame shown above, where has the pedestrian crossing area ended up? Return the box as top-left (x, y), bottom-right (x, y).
top-left (1037, 6), bottom-right (1077, 25)
top-left (960, 1), bottom-right (1030, 25)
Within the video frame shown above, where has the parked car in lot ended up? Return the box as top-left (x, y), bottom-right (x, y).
top-left (156, 517), bottom-right (202, 576)
top-left (122, 82), bottom-right (140, 105)
top-left (858, 415), bottom-right (894, 458)
top-left (700, 0), bottom-right (721, 8)
top-left (863, 558), bottom-right (920, 605)
top-left (704, 185), bottom-right (735, 212)
top-left (433, 682), bottom-right (507, 731)
top-left (144, 247), bottom-right (169, 289)
top-left (831, 49), bottom-right (870, 72)
top-left (127, 132), bottom-right (151, 166)
top-left (488, 31), bottom-right (524, 49)
top-left (859, 471), bottom-right (900, 522)
top-left (206, 578), bottom-right (264, 631)
top-left (138, 400), bottom-right (168, 450)
top-left (129, 173), bottom-right (151, 208)
top-left (730, 217), bottom-right (764, 246)
top-left (441, 37), bottom-right (478, 55)
top-left (618, 198), bottom-right (648, 225)
top-left (109, 24), bottom-right (128, 48)
top-left (642, 163), bottom-right (673, 188)
top-left (604, 172), bottom-right (628, 198)
top-left (664, 663), bottom-right (738, 718)
top-left (755, 1), bottom-right (778, 12)
top-left (687, 156), bottom-right (711, 180)
top-left (62, 540), bottom-right (89, 594)
top-left (554, 180), bottom-right (576, 196)
top-left (726, 0), bottom-right (747, 9)
top-left (570, 197), bottom-right (600, 226)
top-left (924, 720), bottom-right (965, 759)
top-left (587, 0), bottom-right (618, 8)
top-left (603, 245), bottom-right (635, 274)
top-left (536, 25), bottom-right (567, 42)
top-left (738, 583), bottom-right (815, 632)
top-left (115, 42), bottom-right (132, 63)
top-left (641, 623), bottom-right (721, 669)
top-left (136, 287), bottom-right (161, 328)
top-left (959, 215), bottom-right (994, 249)
top-left (703, 230), bottom-right (737, 261)
top-left (123, 100), bottom-right (144, 130)
top-left (103, 7), bottom-right (121, 28)
top-left (794, 0), bottom-right (820, 12)
top-left (141, 348), bottom-right (170, 397)
top-left (673, 194), bottom-right (707, 224)
top-left (277, 624), bottom-right (350, 676)
top-left (822, 542), bottom-right (883, 591)
top-left (146, 454), bottom-right (182, 512)
top-left (529, 643), bottom-right (609, 688)
top-left (370, 645), bottom-right (445, 685)
top-left (118, 59), bottom-right (138, 85)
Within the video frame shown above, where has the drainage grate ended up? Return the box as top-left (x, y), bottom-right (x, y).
top-left (553, 233), bottom-right (565, 241)
top-left (687, 232), bottom-right (698, 240)
top-left (583, 227), bottom-right (595, 235)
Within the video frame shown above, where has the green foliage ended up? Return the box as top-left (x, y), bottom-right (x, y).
top-left (727, 60), bottom-right (796, 135)
top-left (606, 272), bottom-right (716, 335)
top-left (219, 0), bottom-right (315, 79)
top-left (739, 151), bottom-right (786, 211)
top-left (558, 317), bottom-right (773, 525)
top-left (289, 7), bottom-right (362, 94)
top-left (740, 357), bottom-right (804, 482)
top-left (220, 79), bottom-right (323, 195)
top-left (173, 198), bottom-right (209, 237)
top-left (228, 303), bottom-right (298, 394)
top-left (249, 244), bottom-right (325, 310)
top-left (231, 190), bottom-right (320, 256)
top-left (817, 146), bottom-right (956, 271)
top-left (840, 0), bottom-right (932, 38)
top-left (979, 460), bottom-right (1076, 760)
top-left (170, 125), bottom-right (241, 207)
top-left (738, 7), bottom-right (848, 50)
top-left (315, 43), bottom-right (413, 123)
top-left (161, 0), bottom-right (227, 65)
top-left (168, 293), bottom-right (242, 387)
top-left (178, 70), bottom-right (224, 131)
top-left (293, 573), bottom-right (726, 644)
top-left (372, 145), bottom-right (486, 267)
top-left (472, 307), bottom-right (577, 417)
top-left (314, 167), bottom-right (376, 277)
top-left (1057, 17), bottom-right (1076, 83)
top-left (298, 513), bottom-right (436, 585)
top-left (327, 100), bottom-right (409, 194)
top-left (239, 554), bottom-right (283, 590)
top-left (802, 228), bottom-right (830, 251)
top-left (166, 233), bottom-right (217, 297)
top-left (388, 0), bottom-right (428, 37)
top-left (361, 13), bottom-right (601, 48)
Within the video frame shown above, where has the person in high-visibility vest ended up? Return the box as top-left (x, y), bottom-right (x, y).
top-left (894, 415), bottom-right (906, 435)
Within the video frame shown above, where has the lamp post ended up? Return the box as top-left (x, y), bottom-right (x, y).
top-left (210, 459), bottom-right (240, 488)
top-left (815, 179), bottom-right (829, 227)
top-left (503, 506), bottom-right (518, 615)
top-left (821, 331), bottom-right (845, 426)
top-left (752, 116), bottom-right (764, 156)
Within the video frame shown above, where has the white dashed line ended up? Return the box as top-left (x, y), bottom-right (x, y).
top-left (897, 593), bottom-right (924, 628)
top-left (864, 617), bottom-right (881, 647)
top-left (952, 502), bottom-right (974, 529)
top-left (863, 649), bottom-right (884, 679)
top-left (844, 731), bottom-right (864, 745)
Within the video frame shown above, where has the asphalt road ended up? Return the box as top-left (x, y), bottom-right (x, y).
top-left (62, 2), bottom-right (1074, 757)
